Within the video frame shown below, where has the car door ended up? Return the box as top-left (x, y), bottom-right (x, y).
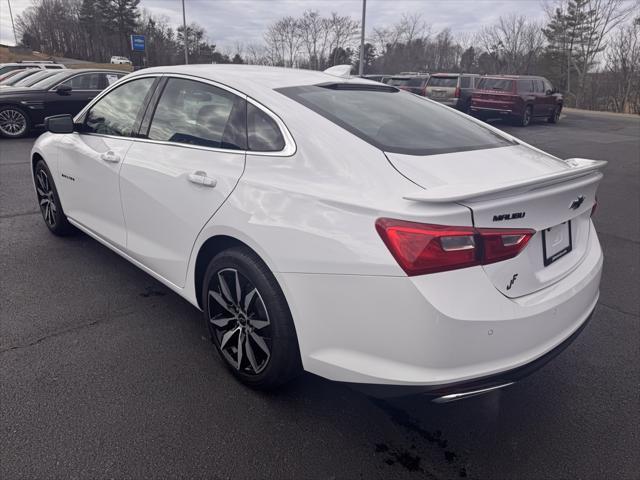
top-left (56, 76), bottom-right (158, 248)
top-left (541, 78), bottom-right (557, 115)
top-left (119, 76), bottom-right (247, 288)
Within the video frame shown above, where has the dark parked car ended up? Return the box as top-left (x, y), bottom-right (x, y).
top-left (386, 74), bottom-right (430, 95)
top-left (470, 75), bottom-right (563, 126)
top-left (0, 68), bottom-right (127, 138)
top-left (424, 73), bottom-right (480, 112)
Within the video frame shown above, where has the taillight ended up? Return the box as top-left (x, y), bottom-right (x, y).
top-left (376, 218), bottom-right (534, 276)
top-left (591, 196), bottom-right (598, 217)
top-left (454, 87), bottom-right (461, 98)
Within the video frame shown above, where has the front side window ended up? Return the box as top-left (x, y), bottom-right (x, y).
top-left (84, 77), bottom-right (155, 136)
top-left (278, 84), bottom-right (513, 156)
top-left (148, 78), bottom-right (246, 150)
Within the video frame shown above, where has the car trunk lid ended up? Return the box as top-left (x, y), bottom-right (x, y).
top-left (425, 76), bottom-right (459, 101)
top-left (386, 146), bottom-right (605, 297)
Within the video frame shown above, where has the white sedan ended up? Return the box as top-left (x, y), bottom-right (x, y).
top-left (30, 65), bottom-right (604, 401)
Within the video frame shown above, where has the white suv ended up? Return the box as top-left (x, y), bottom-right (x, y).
top-left (110, 56), bottom-right (132, 65)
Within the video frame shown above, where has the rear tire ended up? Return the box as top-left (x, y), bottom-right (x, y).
top-left (516, 105), bottom-right (532, 127)
top-left (0, 105), bottom-right (30, 138)
top-left (34, 160), bottom-right (76, 236)
top-left (202, 246), bottom-right (302, 389)
top-left (548, 105), bottom-right (561, 123)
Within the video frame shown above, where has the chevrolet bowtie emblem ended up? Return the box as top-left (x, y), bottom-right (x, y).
top-left (570, 195), bottom-right (585, 210)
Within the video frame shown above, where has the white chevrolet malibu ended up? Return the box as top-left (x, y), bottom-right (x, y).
top-left (31, 65), bottom-right (604, 401)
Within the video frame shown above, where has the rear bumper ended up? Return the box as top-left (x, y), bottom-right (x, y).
top-left (351, 307), bottom-right (594, 399)
top-left (277, 223), bottom-right (602, 388)
top-left (470, 106), bottom-right (514, 116)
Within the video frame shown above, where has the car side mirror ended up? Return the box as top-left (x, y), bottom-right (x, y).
top-left (44, 114), bottom-right (74, 134)
top-left (56, 85), bottom-right (72, 95)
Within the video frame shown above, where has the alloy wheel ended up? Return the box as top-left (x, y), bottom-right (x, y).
top-left (35, 169), bottom-right (57, 227)
top-left (523, 107), bottom-right (531, 126)
top-left (0, 108), bottom-right (27, 137)
top-left (208, 268), bottom-right (272, 375)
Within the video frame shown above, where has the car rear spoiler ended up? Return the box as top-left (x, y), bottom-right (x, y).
top-left (403, 158), bottom-right (607, 203)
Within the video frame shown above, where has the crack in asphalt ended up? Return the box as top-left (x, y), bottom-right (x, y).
top-left (0, 210), bottom-right (39, 219)
top-left (0, 308), bottom-right (136, 354)
top-left (597, 301), bottom-right (639, 318)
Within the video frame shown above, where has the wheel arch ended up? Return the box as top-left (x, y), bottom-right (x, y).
top-left (194, 234), bottom-right (274, 310)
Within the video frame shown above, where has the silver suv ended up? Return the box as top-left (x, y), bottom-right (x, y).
top-left (425, 73), bottom-right (479, 113)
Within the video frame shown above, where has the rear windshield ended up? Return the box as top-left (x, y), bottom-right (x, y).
top-left (388, 77), bottom-right (426, 87)
top-left (277, 84), bottom-right (513, 156)
top-left (428, 76), bottom-right (458, 87)
top-left (477, 78), bottom-right (514, 92)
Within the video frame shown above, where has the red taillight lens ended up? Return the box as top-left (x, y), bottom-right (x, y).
top-left (454, 87), bottom-right (461, 98)
top-left (376, 218), bottom-right (535, 276)
top-left (375, 219), bottom-right (477, 275)
top-left (591, 196), bottom-right (598, 217)
top-left (477, 228), bottom-right (534, 265)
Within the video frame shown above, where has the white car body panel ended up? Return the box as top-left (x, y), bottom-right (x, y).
top-left (30, 65), bottom-right (604, 390)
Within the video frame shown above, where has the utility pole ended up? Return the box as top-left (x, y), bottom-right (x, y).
top-left (7, 0), bottom-right (18, 45)
top-left (358, 0), bottom-right (366, 76)
top-left (181, 0), bottom-right (189, 64)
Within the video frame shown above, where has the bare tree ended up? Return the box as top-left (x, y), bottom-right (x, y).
top-left (605, 19), bottom-right (640, 111)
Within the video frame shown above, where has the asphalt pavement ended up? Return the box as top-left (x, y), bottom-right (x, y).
top-left (1, 110), bottom-right (639, 479)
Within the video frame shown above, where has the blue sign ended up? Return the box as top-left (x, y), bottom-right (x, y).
top-left (130, 34), bottom-right (145, 52)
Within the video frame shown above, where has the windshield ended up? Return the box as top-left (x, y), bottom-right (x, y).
top-left (477, 78), bottom-right (515, 92)
top-left (14, 70), bottom-right (57, 87)
top-left (29, 71), bottom-right (69, 89)
top-left (428, 76), bottom-right (458, 87)
top-left (0, 69), bottom-right (37, 85)
top-left (278, 84), bottom-right (513, 156)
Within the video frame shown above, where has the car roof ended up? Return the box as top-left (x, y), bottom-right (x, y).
top-left (128, 65), bottom-right (378, 98)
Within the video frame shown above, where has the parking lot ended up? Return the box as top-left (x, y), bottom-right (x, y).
top-left (1, 109), bottom-right (638, 479)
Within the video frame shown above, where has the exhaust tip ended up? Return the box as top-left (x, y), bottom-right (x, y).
top-left (431, 382), bottom-right (514, 403)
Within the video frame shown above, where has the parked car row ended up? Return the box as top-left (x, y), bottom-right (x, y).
top-left (0, 64), bottom-right (127, 138)
top-left (363, 72), bottom-right (563, 126)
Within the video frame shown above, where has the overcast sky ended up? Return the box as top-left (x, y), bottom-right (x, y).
top-left (1, 0), bottom-right (546, 50)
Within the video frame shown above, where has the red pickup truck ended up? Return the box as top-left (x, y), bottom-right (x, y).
top-left (470, 75), bottom-right (563, 126)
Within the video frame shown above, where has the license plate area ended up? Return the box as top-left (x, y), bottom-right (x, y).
top-left (542, 221), bottom-right (572, 266)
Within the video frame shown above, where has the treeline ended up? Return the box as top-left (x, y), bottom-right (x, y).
top-left (16, 0), bottom-right (234, 66)
top-left (16, 0), bottom-right (639, 113)
top-left (254, 1), bottom-right (638, 113)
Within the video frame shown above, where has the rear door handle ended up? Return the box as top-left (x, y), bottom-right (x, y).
top-left (100, 151), bottom-right (120, 163)
top-left (188, 171), bottom-right (217, 187)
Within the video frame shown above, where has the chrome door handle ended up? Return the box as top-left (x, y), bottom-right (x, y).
top-left (100, 151), bottom-right (120, 163)
top-left (188, 171), bottom-right (217, 187)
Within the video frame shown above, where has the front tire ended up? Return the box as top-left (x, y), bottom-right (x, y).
top-left (34, 160), bottom-right (75, 236)
top-left (548, 105), bottom-right (561, 123)
top-left (202, 246), bottom-right (301, 389)
top-left (0, 105), bottom-right (30, 138)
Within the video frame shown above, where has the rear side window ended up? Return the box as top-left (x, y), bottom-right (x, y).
top-left (428, 77), bottom-right (458, 87)
top-left (517, 79), bottom-right (533, 93)
top-left (85, 77), bottom-right (155, 136)
top-left (478, 78), bottom-right (514, 92)
top-left (247, 103), bottom-right (285, 152)
top-left (277, 85), bottom-right (513, 156)
top-left (148, 78), bottom-right (246, 150)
